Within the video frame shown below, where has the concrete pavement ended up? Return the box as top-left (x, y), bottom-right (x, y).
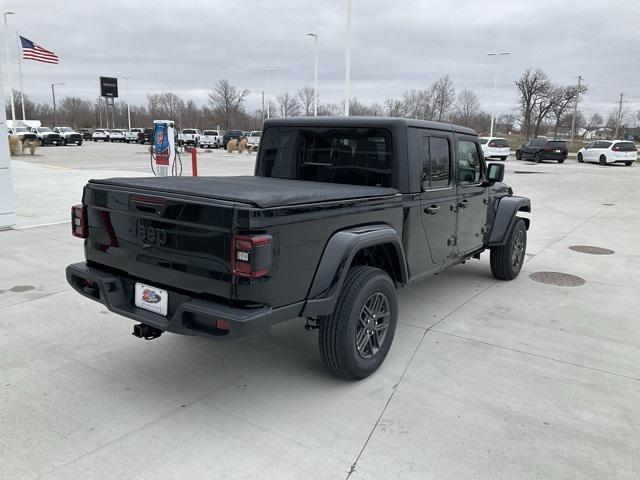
top-left (1, 144), bottom-right (639, 479)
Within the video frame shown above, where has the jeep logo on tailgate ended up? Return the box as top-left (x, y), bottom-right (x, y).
top-left (136, 221), bottom-right (167, 246)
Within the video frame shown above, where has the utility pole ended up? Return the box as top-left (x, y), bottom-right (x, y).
top-left (570, 75), bottom-right (582, 144)
top-left (614, 92), bottom-right (624, 139)
top-left (344, 0), bottom-right (352, 116)
top-left (3, 11), bottom-right (16, 125)
top-left (51, 82), bottom-right (63, 126)
top-left (123, 76), bottom-right (132, 131)
top-left (307, 33), bottom-right (319, 116)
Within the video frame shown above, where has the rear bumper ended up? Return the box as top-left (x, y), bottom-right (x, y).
top-left (66, 262), bottom-right (275, 339)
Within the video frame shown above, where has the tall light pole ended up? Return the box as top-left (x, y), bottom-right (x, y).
top-left (262, 68), bottom-right (277, 119)
top-left (307, 33), bottom-right (319, 116)
top-left (3, 11), bottom-right (16, 125)
top-left (344, 0), bottom-right (352, 116)
top-left (487, 51), bottom-right (510, 137)
top-left (122, 75), bottom-right (132, 131)
top-left (51, 82), bottom-right (63, 126)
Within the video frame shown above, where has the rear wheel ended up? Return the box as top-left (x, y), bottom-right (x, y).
top-left (599, 155), bottom-right (607, 165)
top-left (577, 153), bottom-right (583, 163)
top-left (318, 266), bottom-right (398, 380)
top-left (625, 161), bottom-right (633, 166)
top-left (515, 150), bottom-right (522, 160)
top-left (534, 152), bottom-right (542, 163)
top-left (557, 159), bottom-right (564, 164)
top-left (501, 156), bottom-right (507, 161)
top-left (490, 218), bottom-right (527, 280)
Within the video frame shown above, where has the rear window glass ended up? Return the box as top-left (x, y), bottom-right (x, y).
top-left (259, 127), bottom-right (392, 188)
top-left (488, 139), bottom-right (509, 147)
top-left (251, 131), bottom-right (261, 137)
top-left (547, 141), bottom-right (566, 148)
top-left (203, 130), bottom-right (217, 135)
top-left (614, 141), bottom-right (637, 151)
top-left (228, 130), bottom-right (243, 135)
top-left (183, 129), bottom-right (196, 134)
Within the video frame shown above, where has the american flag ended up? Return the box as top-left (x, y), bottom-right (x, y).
top-left (19, 35), bottom-right (59, 64)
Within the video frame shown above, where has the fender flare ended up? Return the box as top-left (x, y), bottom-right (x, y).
top-left (487, 196), bottom-right (531, 246)
top-left (301, 224), bottom-right (408, 318)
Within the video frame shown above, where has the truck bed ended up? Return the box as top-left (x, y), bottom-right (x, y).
top-left (88, 176), bottom-right (399, 208)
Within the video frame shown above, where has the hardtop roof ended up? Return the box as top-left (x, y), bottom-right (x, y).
top-left (263, 116), bottom-right (477, 136)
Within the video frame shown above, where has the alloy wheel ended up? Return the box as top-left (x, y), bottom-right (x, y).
top-left (355, 291), bottom-right (391, 359)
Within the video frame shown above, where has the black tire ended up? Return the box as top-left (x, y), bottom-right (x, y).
top-left (77, 140), bottom-right (83, 146)
top-left (62, 139), bottom-right (67, 146)
top-left (534, 152), bottom-right (542, 163)
top-left (599, 155), bottom-right (607, 166)
top-left (490, 218), bottom-right (527, 281)
top-left (515, 150), bottom-right (522, 160)
top-left (93, 139), bottom-right (97, 142)
top-left (318, 266), bottom-right (398, 380)
top-left (501, 156), bottom-right (508, 161)
top-left (557, 159), bottom-right (564, 164)
top-left (577, 153), bottom-right (583, 163)
top-left (625, 161), bottom-right (633, 166)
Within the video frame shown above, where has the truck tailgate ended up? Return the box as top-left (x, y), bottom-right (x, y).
top-left (83, 182), bottom-right (236, 299)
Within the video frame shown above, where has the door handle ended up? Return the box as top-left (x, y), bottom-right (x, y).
top-left (424, 205), bottom-right (440, 215)
top-left (458, 200), bottom-right (468, 209)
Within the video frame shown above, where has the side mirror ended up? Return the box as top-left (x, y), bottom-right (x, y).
top-left (486, 162), bottom-right (505, 183)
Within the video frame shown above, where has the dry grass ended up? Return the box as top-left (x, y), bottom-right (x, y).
top-left (8, 136), bottom-right (21, 156)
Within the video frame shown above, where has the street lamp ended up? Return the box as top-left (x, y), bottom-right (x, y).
top-left (307, 33), bottom-right (319, 117)
top-left (51, 82), bottom-right (63, 126)
top-left (487, 51), bottom-right (510, 137)
top-left (262, 68), bottom-right (277, 119)
top-left (344, 0), bottom-right (352, 116)
top-left (122, 75), bottom-right (132, 131)
top-left (3, 11), bottom-right (15, 124)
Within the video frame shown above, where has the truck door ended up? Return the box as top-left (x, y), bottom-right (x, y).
top-left (417, 132), bottom-right (457, 264)
top-left (455, 136), bottom-right (488, 255)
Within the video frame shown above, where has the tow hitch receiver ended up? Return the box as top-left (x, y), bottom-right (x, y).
top-left (132, 323), bottom-right (164, 340)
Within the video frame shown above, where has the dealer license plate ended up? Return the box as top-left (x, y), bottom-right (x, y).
top-left (135, 283), bottom-right (168, 316)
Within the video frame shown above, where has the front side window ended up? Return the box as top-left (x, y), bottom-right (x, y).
top-left (260, 127), bottom-right (392, 188)
top-left (419, 135), bottom-right (451, 189)
top-left (458, 140), bottom-right (482, 184)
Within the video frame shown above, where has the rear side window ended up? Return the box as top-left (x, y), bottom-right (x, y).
top-left (458, 140), bottom-right (482, 183)
top-left (488, 139), bottom-right (509, 148)
top-left (613, 141), bottom-right (637, 151)
top-left (259, 127), bottom-right (392, 188)
top-left (419, 135), bottom-right (451, 189)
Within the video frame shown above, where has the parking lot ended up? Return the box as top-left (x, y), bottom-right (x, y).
top-left (2, 143), bottom-right (639, 479)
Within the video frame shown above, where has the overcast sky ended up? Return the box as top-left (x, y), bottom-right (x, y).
top-left (1, 0), bottom-right (638, 120)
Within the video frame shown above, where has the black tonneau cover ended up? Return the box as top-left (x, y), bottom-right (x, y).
top-left (88, 176), bottom-right (399, 209)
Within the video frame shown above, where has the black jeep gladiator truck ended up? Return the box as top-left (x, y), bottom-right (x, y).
top-left (67, 117), bottom-right (531, 380)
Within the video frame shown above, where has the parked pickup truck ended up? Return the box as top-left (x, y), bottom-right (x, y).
top-left (180, 128), bottom-right (201, 146)
top-left (126, 128), bottom-right (144, 144)
top-left (53, 127), bottom-right (83, 146)
top-left (200, 129), bottom-right (223, 148)
top-left (66, 117), bottom-right (531, 379)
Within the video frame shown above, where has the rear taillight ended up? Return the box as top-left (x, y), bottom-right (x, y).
top-left (71, 204), bottom-right (88, 238)
top-left (231, 234), bottom-right (273, 278)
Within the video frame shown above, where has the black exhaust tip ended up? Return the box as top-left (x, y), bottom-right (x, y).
top-left (132, 323), bottom-right (164, 340)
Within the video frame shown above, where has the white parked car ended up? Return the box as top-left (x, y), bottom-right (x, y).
top-left (31, 126), bottom-right (62, 146)
top-left (247, 131), bottom-right (261, 149)
top-left (181, 128), bottom-right (201, 146)
top-left (53, 127), bottom-right (83, 146)
top-left (577, 140), bottom-right (637, 166)
top-left (126, 128), bottom-right (144, 144)
top-left (92, 129), bottom-right (110, 142)
top-left (479, 137), bottom-right (510, 161)
top-left (109, 129), bottom-right (127, 142)
top-left (199, 129), bottom-right (222, 148)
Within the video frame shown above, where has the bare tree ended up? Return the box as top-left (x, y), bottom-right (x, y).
top-left (551, 84), bottom-right (588, 136)
top-left (497, 113), bottom-right (516, 134)
top-left (277, 92), bottom-right (301, 118)
top-left (452, 89), bottom-right (480, 127)
top-left (296, 87), bottom-right (316, 116)
top-left (515, 69), bottom-right (551, 139)
top-left (208, 79), bottom-right (249, 129)
top-left (401, 89), bottom-right (433, 120)
top-left (431, 75), bottom-right (455, 122)
top-left (384, 98), bottom-right (404, 117)
top-left (318, 102), bottom-right (342, 116)
top-left (583, 113), bottom-right (603, 138)
top-left (369, 102), bottom-right (384, 117)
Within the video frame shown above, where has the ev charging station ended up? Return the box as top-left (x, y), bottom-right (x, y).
top-left (151, 120), bottom-right (178, 176)
top-left (0, 70), bottom-right (16, 230)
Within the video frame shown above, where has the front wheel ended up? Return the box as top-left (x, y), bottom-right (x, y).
top-left (490, 218), bottom-right (527, 280)
top-left (534, 153), bottom-right (542, 163)
top-left (599, 155), bottom-right (607, 166)
top-left (318, 266), bottom-right (398, 380)
top-left (577, 153), bottom-right (583, 163)
top-left (515, 150), bottom-right (522, 160)
top-left (501, 156), bottom-right (508, 161)
top-left (557, 159), bottom-right (565, 164)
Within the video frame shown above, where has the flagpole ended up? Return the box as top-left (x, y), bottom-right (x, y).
top-left (16, 33), bottom-right (25, 120)
top-left (3, 12), bottom-right (16, 125)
